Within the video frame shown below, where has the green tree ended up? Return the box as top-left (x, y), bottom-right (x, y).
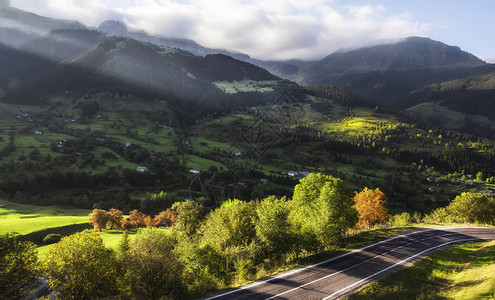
top-left (315, 182), bottom-right (359, 246)
top-left (201, 200), bottom-right (257, 252)
top-left (290, 173), bottom-right (358, 249)
top-left (175, 239), bottom-right (228, 294)
top-left (476, 171), bottom-right (484, 182)
top-left (173, 201), bottom-right (203, 238)
top-left (447, 192), bottom-right (495, 224)
top-left (255, 196), bottom-right (293, 259)
top-left (122, 227), bottom-right (185, 299)
top-left (1, 234), bottom-right (39, 300)
top-left (42, 231), bottom-right (119, 300)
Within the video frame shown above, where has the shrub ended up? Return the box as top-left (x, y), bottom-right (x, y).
top-left (423, 207), bottom-right (452, 224)
top-left (391, 212), bottom-right (412, 227)
top-left (1, 234), bottom-right (39, 299)
top-left (43, 231), bottom-right (119, 299)
top-left (43, 233), bottom-right (62, 244)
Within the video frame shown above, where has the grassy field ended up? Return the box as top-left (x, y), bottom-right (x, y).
top-left (347, 240), bottom-right (495, 299)
top-left (36, 228), bottom-right (171, 258)
top-left (405, 102), bottom-right (495, 133)
top-left (213, 80), bottom-right (278, 93)
top-left (0, 200), bottom-right (90, 235)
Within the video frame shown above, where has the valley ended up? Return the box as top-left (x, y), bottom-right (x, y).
top-left (1, 2), bottom-right (495, 300)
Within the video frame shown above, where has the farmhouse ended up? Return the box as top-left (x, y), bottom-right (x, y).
top-left (288, 171), bottom-right (299, 177)
top-left (136, 166), bottom-right (148, 173)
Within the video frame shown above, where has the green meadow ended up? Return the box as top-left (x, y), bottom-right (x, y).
top-left (0, 200), bottom-right (90, 235)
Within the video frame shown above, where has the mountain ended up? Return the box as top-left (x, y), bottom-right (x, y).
top-left (1, 36), bottom-right (282, 124)
top-left (95, 19), bottom-right (304, 79)
top-left (0, 29), bottom-right (103, 95)
top-left (0, 4), bottom-right (85, 47)
top-left (403, 72), bottom-right (495, 138)
top-left (299, 37), bottom-right (490, 108)
top-left (20, 29), bottom-right (103, 63)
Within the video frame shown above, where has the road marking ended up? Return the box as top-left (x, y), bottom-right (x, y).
top-left (265, 232), bottom-right (461, 299)
top-left (203, 227), bottom-right (482, 300)
top-left (322, 238), bottom-right (483, 300)
top-left (203, 229), bottom-right (434, 300)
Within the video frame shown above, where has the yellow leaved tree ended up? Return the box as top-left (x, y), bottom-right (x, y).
top-left (354, 187), bottom-right (388, 228)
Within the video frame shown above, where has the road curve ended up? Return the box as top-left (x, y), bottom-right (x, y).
top-left (203, 227), bottom-right (495, 300)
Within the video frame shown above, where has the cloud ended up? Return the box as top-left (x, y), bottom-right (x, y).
top-left (10, 0), bottom-right (434, 60)
top-left (479, 56), bottom-right (495, 64)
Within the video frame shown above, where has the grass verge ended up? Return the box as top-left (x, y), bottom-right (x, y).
top-left (347, 240), bottom-right (495, 300)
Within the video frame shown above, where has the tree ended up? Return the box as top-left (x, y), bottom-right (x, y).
top-left (42, 231), bottom-right (119, 299)
top-left (447, 192), bottom-right (495, 224)
top-left (107, 208), bottom-right (123, 229)
top-left (154, 209), bottom-right (178, 227)
top-left (89, 208), bottom-right (110, 231)
top-left (173, 201), bottom-right (203, 238)
top-left (1, 234), bottom-right (39, 300)
top-left (476, 171), bottom-right (484, 182)
top-left (255, 196), bottom-right (293, 258)
top-left (289, 173), bottom-right (358, 249)
top-left (122, 228), bottom-right (185, 299)
top-left (127, 209), bottom-right (147, 228)
top-left (354, 187), bottom-right (388, 228)
top-left (201, 200), bottom-right (257, 252)
top-left (315, 182), bottom-right (359, 247)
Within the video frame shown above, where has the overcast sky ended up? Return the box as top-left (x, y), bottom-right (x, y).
top-left (10, 0), bottom-right (495, 62)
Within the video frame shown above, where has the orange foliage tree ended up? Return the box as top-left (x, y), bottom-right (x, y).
top-left (108, 208), bottom-right (124, 229)
top-left (89, 209), bottom-right (110, 231)
top-left (128, 210), bottom-right (147, 228)
top-left (354, 187), bottom-right (388, 228)
top-left (153, 210), bottom-right (178, 227)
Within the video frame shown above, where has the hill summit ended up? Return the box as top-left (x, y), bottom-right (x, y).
top-left (299, 36), bottom-right (489, 108)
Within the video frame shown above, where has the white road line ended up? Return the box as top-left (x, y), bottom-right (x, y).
top-left (204, 227), bottom-right (480, 300)
top-left (322, 238), bottom-right (483, 300)
top-left (265, 232), bottom-right (461, 300)
top-left (203, 229), bottom-right (434, 300)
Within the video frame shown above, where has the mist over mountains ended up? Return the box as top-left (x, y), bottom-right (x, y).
top-left (0, 5), bottom-right (494, 137)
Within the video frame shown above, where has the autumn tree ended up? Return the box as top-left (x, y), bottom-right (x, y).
top-left (42, 231), bottom-right (119, 299)
top-left (89, 208), bottom-right (110, 231)
top-left (107, 208), bottom-right (124, 230)
top-left (354, 187), bottom-right (388, 228)
top-left (1, 234), bottom-right (39, 299)
top-left (127, 210), bottom-right (147, 229)
top-left (144, 215), bottom-right (155, 227)
top-left (154, 210), bottom-right (178, 227)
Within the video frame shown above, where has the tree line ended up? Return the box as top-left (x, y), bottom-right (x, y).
top-left (5, 172), bottom-right (495, 299)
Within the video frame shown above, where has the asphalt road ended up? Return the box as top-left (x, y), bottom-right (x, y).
top-left (204, 227), bottom-right (495, 300)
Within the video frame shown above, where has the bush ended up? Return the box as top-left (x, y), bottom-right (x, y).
top-left (122, 228), bottom-right (186, 299)
top-left (423, 207), bottom-right (452, 224)
top-left (43, 233), bottom-right (62, 244)
top-left (447, 192), bottom-right (495, 224)
top-left (391, 212), bottom-right (412, 227)
top-left (1, 234), bottom-right (39, 299)
top-left (43, 231), bottom-right (119, 299)
top-left (234, 259), bottom-right (257, 282)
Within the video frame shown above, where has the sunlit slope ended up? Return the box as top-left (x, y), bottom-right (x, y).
top-left (0, 199), bottom-right (90, 235)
